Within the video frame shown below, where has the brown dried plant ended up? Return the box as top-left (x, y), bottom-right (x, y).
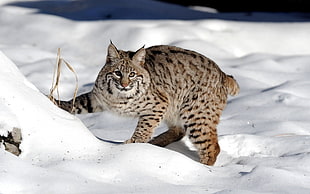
top-left (48, 48), bottom-right (78, 112)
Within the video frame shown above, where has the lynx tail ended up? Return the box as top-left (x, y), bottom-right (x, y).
top-left (225, 75), bottom-right (240, 96)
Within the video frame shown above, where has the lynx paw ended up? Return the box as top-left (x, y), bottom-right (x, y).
top-left (124, 138), bottom-right (148, 144)
top-left (124, 138), bottom-right (134, 144)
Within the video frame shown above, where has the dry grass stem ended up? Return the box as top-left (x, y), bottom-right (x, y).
top-left (48, 48), bottom-right (78, 112)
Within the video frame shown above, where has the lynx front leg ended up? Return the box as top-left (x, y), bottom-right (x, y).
top-left (125, 113), bottom-right (164, 144)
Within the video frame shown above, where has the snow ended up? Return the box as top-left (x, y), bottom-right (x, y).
top-left (1, 0), bottom-right (310, 193)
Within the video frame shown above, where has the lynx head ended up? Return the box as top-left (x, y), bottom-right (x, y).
top-left (98, 43), bottom-right (150, 99)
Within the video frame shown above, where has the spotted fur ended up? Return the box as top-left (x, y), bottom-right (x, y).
top-left (58, 43), bottom-right (239, 165)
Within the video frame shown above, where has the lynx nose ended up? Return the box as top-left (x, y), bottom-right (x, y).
top-left (121, 83), bottom-right (129, 87)
top-left (121, 79), bottom-right (130, 88)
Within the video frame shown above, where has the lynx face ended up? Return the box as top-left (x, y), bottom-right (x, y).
top-left (102, 44), bottom-right (150, 99)
top-left (105, 64), bottom-right (144, 98)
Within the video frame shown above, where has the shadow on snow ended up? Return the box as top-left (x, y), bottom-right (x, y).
top-left (6, 0), bottom-right (310, 22)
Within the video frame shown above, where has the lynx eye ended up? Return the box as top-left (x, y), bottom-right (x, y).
top-left (128, 72), bottom-right (136, 78)
top-left (114, 70), bottom-right (122, 77)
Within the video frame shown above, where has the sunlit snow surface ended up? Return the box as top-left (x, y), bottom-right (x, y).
top-left (0, 0), bottom-right (310, 193)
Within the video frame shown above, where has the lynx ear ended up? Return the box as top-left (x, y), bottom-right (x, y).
top-left (133, 46), bottom-right (146, 66)
top-left (106, 42), bottom-right (120, 63)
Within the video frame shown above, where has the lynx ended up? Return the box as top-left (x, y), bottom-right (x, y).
top-left (57, 43), bottom-right (239, 165)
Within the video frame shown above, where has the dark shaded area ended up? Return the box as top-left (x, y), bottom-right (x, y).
top-left (6, 0), bottom-right (212, 20)
top-left (0, 128), bottom-right (22, 156)
top-left (160, 0), bottom-right (310, 12)
top-left (96, 136), bottom-right (122, 144)
top-left (5, 0), bottom-right (310, 22)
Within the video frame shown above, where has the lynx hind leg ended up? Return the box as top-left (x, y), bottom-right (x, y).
top-left (149, 126), bottom-right (186, 147)
top-left (182, 104), bottom-right (223, 165)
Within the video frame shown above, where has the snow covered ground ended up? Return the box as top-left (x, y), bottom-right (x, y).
top-left (0, 0), bottom-right (310, 193)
